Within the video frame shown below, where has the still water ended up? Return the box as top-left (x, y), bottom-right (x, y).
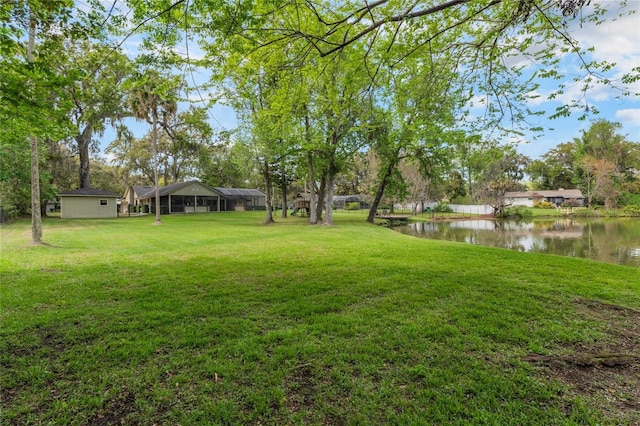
top-left (394, 218), bottom-right (640, 267)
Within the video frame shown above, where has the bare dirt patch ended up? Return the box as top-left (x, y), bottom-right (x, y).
top-left (89, 390), bottom-right (138, 425)
top-left (285, 363), bottom-right (317, 413)
top-left (524, 298), bottom-right (640, 423)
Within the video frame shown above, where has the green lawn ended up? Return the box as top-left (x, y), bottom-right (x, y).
top-left (1, 212), bottom-right (639, 425)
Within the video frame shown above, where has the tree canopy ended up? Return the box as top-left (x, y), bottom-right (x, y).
top-left (1, 0), bottom-right (638, 229)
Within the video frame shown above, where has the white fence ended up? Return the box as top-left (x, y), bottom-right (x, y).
top-left (446, 204), bottom-right (493, 215)
top-left (396, 202), bottom-right (493, 215)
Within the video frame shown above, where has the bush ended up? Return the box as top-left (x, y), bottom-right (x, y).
top-left (433, 202), bottom-right (453, 213)
top-left (571, 208), bottom-right (598, 217)
top-left (0, 206), bottom-right (18, 224)
top-left (622, 192), bottom-right (640, 206)
top-left (345, 202), bottom-right (360, 210)
top-left (503, 206), bottom-right (533, 219)
top-left (622, 205), bottom-right (640, 217)
top-left (533, 200), bottom-right (555, 209)
top-left (450, 195), bottom-right (472, 205)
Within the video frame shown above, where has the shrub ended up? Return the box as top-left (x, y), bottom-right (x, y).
top-left (622, 205), bottom-right (640, 217)
top-left (533, 200), bottom-right (555, 209)
top-left (622, 192), bottom-right (640, 206)
top-left (0, 206), bottom-right (18, 224)
top-left (433, 202), bottom-right (453, 213)
top-left (450, 195), bottom-right (472, 205)
top-left (571, 208), bottom-right (597, 217)
top-left (503, 206), bottom-right (533, 219)
top-left (345, 202), bottom-right (360, 210)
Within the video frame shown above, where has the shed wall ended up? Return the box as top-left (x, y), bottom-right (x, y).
top-left (60, 196), bottom-right (117, 219)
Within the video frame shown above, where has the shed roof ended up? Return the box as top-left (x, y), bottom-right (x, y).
top-left (58, 188), bottom-right (119, 197)
top-left (505, 189), bottom-right (584, 199)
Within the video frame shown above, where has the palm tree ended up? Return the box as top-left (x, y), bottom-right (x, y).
top-left (127, 70), bottom-right (178, 224)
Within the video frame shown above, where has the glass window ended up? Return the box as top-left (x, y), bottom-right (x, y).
top-left (100, 199), bottom-right (108, 206)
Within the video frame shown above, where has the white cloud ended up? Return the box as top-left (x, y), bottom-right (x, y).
top-left (573, 6), bottom-right (640, 65)
top-left (615, 108), bottom-right (640, 124)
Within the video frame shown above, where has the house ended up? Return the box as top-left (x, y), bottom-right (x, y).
top-left (504, 189), bottom-right (585, 207)
top-left (121, 180), bottom-right (266, 214)
top-left (58, 188), bottom-right (119, 219)
top-left (121, 185), bottom-right (154, 213)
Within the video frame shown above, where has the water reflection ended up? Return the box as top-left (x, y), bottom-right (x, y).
top-left (395, 218), bottom-right (640, 267)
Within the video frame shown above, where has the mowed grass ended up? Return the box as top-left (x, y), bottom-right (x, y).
top-left (1, 212), bottom-right (639, 425)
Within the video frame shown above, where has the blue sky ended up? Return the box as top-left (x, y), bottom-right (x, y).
top-left (98, 1), bottom-right (640, 161)
top-left (509, 1), bottom-right (640, 158)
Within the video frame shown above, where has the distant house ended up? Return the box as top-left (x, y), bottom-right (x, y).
top-left (121, 180), bottom-right (266, 214)
top-left (58, 188), bottom-right (119, 219)
top-left (333, 195), bottom-right (370, 209)
top-left (121, 185), bottom-right (154, 213)
top-left (504, 189), bottom-right (585, 207)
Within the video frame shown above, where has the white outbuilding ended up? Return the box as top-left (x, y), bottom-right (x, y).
top-left (58, 188), bottom-right (119, 219)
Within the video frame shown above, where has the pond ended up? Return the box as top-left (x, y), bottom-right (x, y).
top-left (394, 217), bottom-right (640, 267)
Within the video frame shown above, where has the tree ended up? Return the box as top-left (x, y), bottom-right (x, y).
top-left (400, 159), bottom-right (440, 215)
top-left (526, 142), bottom-right (577, 190)
top-left (126, 68), bottom-right (179, 224)
top-left (198, 136), bottom-right (246, 188)
top-left (106, 127), bottom-right (155, 186)
top-left (62, 42), bottom-right (131, 189)
top-left (364, 51), bottom-right (460, 223)
top-left (313, 54), bottom-right (371, 226)
top-left (159, 106), bottom-right (213, 184)
top-left (474, 151), bottom-right (530, 217)
top-left (189, 1), bottom-right (635, 123)
top-left (580, 156), bottom-right (618, 208)
top-left (444, 171), bottom-right (467, 202)
top-left (1, 2), bottom-right (74, 241)
top-left (334, 151), bottom-right (369, 196)
top-left (122, 0), bottom-right (637, 223)
top-left (571, 120), bottom-right (639, 207)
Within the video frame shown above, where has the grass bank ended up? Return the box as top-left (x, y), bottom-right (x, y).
top-left (1, 212), bottom-right (639, 425)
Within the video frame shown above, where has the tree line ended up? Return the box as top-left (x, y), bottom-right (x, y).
top-left (1, 1), bottom-right (638, 239)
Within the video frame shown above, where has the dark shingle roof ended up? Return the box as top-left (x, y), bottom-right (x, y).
top-left (58, 188), bottom-right (119, 197)
top-left (134, 181), bottom-right (265, 199)
top-left (132, 185), bottom-right (154, 197)
top-left (213, 188), bottom-right (265, 197)
top-left (139, 181), bottom-right (195, 199)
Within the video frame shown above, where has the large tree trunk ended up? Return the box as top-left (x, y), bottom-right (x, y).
top-left (323, 158), bottom-right (337, 225)
top-left (262, 160), bottom-right (275, 224)
top-left (28, 11), bottom-right (42, 243)
top-left (307, 151), bottom-right (318, 225)
top-left (367, 153), bottom-right (399, 223)
top-left (76, 124), bottom-right (92, 189)
top-left (314, 178), bottom-right (325, 224)
top-left (152, 111), bottom-right (162, 225)
top-left (30, 134), bottom-right (43, 243)
top-left (40, 199), bottom-right (48, 217)
top-left (280, 158), bottom-right (288, 219)
top-left (323, 173), bottom-right (335, 225)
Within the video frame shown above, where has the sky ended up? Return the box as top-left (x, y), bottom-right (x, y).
top-left (509, 1), bottom-right (640, 158)
top-left (97, 0), bottom-right (640, 161)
